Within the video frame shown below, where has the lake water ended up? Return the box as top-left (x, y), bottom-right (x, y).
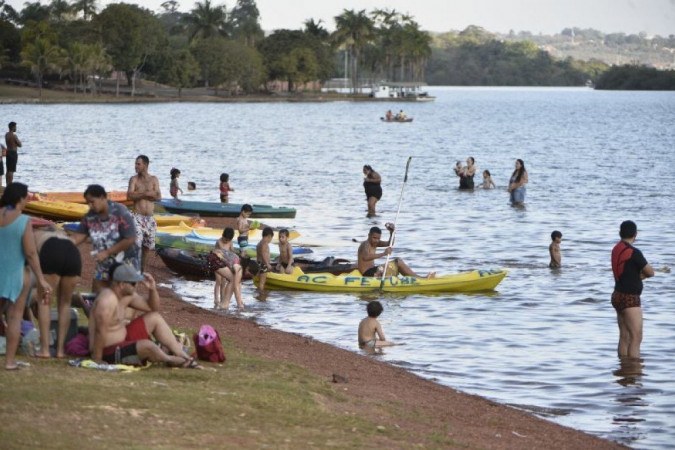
top-left (5, 87), bottom-right (675, 449)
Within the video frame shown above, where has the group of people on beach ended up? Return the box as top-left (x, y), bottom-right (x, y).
top-left (0, 151), bottom-right (204, 370)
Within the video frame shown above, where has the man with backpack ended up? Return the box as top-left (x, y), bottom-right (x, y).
top-left (89, 263), bottom-right (201, 368)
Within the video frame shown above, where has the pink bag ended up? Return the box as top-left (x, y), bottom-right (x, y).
top-left (193, 325), bottom-right (225, 363)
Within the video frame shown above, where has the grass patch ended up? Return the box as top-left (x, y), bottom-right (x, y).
top-left (0, 338), bottom-right (437, 449)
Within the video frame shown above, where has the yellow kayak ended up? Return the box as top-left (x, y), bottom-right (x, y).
top-left (255, 267), bottom-right (507, 293)
top-left (156, 221), bottom-right (300, 242)
top-left (37, 190), bottom-right (133, 206)
top-left (26, 199), bottom-right (192, 225)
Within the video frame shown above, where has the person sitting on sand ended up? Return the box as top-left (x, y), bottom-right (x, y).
top-left (89, 263), bottom-right (200, 368)
top-left (357, 224), bottom-right (435, 279)
top-left (358, 301), bottom-right (394, 349)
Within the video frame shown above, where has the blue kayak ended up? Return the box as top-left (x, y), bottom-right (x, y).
top-left (157, 199), bottom-right (297, 219)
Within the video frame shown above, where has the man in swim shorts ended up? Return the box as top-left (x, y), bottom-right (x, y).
top-left (89, 264), bottom-right (200, 368)
top-left (128, 155), bottom-right (161, 273)
top-left (611, 220), bottom-right (654, 359)
top-left (357, 224), bottom-right (434, 278)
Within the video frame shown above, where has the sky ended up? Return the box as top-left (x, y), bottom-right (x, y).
top-left (5, 0), bottom-right (675, 36)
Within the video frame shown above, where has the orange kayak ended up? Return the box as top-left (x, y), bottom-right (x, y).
top-left (37, 190), bottom-right (132, 206)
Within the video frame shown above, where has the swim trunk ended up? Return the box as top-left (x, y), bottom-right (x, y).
top-left (237, 235), bottom-right (248, 248)
top-left (362, 267), bottom-right (379, 277)
top-left (362, 259), bottom-right (399, 277)
top-left (256, 262), bottom-right (269, 273)
top-left (220, 194), bottom-right (228, 203)
top-left (5, 150), bottom-right (17, 172)
top-left (359, 339), bottom-right (376, 349)
top-left (101, 316), bottom-right (150, 365)
top-left (133, 213), bottom-right (156, 250)
top-left (206, 250), bottom-right (240, 272)
top-left (364, 184), bottom-right (382, 200)
top-left (611, 291), bottom-right (641, 312)
top-left (40, 237), bottom-right (82, 277)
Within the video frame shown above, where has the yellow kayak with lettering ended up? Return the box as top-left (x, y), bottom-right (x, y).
top-left (255, 267), bottom-right (507, 293)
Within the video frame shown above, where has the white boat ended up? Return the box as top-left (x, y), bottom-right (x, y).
top-left (371, 82), bottom-right (434, 101)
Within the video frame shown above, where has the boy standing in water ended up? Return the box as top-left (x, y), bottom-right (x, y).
top-left (358, 301), bottom-right (394, 350)
top-left (255, 227), bottom-right (274, 291)
top-left (549, 230), bottom-right (563, 268)
top-left (276, 229), bottom-right (294, 274)
top-left (236, 204), bottom-right (253, 248)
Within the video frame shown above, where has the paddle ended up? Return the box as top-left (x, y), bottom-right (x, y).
top-left (380, 157), bottom-right (412, 291)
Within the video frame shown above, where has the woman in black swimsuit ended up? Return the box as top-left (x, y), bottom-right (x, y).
top-left (363, 165), bottom-right (382, 217)
top-left (454, 156), bottom-right (476, 189)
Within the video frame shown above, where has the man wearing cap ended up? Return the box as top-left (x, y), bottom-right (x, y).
top-left (72, 184), bottom-right (140, 293)
top-left (89, 263), bottom-right (200, 368)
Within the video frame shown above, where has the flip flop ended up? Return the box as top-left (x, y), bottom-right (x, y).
top-left (181, 356), bottom-right (203, 369)
top-left (6, 361), bottom-right (31, 370)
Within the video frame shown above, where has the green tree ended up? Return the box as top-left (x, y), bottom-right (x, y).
top-left (72, 0), bottom-right (97, 21)
top-left (333, 9), bottom-right (375, 93)
top-left (157, 47), bottom-right (199, 97)
top-left (18, 2), bottom-right (51, 25)
top-left (0, 0), bottom-right (19, 23)
top-left (49, 0), bottom-right (74, 23)
top-left (230, 0), bottom-right (263, 47)
top-left (0, 18), bottom-right (21, 63)
top-left (190, 36), bottom-right (228, 91)
top-left (96, 3), bottom-right (166, 96)
top-left (20, 21), bottom-right (65, 100)
top-left (184, 0), bottom-right (228, 42)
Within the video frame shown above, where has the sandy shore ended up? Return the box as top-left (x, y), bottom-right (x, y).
top-left (68, 214), bottom-right (624, 449)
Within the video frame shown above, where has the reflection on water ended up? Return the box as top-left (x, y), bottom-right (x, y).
top-left (7, 87), bottom-right (675, 449)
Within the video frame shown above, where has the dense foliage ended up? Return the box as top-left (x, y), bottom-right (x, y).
top-left (595, 65), bottom-right (675, 90)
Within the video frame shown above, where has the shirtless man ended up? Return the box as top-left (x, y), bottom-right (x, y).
top-left (357, 224), bottom-right (434, 278)
top-left (89, 263), bottom-right (199, 368)
top-left (255, 227), bottom-right (274, 291)
top-left (127, 155), bottom-right (161, 272)
top-left (4, 121), bottom-right (22, 185)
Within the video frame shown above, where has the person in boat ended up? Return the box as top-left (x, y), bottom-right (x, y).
top-left (362, 165), bottom-right (382, 217)
top-left (357, 224), bottom-right (434, 278)
top-left (395, 110), bottom-right (406, 121)
top-left (508, 159), bottom-right (528, 205)
top-left (385, 110), bottom-right (393, 121)
top-left (255, 227), bottom-right (274, 291)
top-left (455, 156), bottom-right (476, 189)
top-left (358, 301), bottom-right (394, 350)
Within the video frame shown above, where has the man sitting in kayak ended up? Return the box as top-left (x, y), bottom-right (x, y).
top-left (357, 224), bottom-right (434, 278)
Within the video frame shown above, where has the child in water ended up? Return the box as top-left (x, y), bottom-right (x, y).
top-left (358, 301), bottom-right (394, 350)
top-left (170, 168), bottom-right (183, 200)
top-left (549, 230), bottom-right (562, 268)
top-left (275, 229), bottom-right (294, 274)
top-left (219, 173), bottom-right (233, 203)
top-left (478, 170), bottom-right (496, 189)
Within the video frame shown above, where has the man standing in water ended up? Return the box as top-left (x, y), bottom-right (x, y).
top-left (611, 220), bottom-right (654, 359)
top-left (127, 155), bottom-right (161, 272)
top-left (4, 121), bottom-right (22, 185)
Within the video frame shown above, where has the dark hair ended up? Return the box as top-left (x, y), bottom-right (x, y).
top-left (170, 168), bottom-right (181, 179)
top-left (0, 182), bottom-right (28, 207)
top-left (136, 155), bottom-right (150, 165)
top-left (511, 159), bottom-right (526, 183)
top-left (83, 184), bottom-right (107, 199)
top-left (8, 121), bottom-right (16, 129)
top-left (551, 230), bottom-right (562, 241)
top-left (220, 173), bottom-right (229, 182)
top-left (369, 226), bottom-right (382, 236)
top-left (279, 228), bottom-right (289, 237)
top-left (187, 182), bottom-right (196, 189)
top-left (619, 220), bottom-right (638, 239)
top-left (468, 156), bottom-right (475, 164)
top-left (241, 204), bottom-right (253, 213)
top-left (262, 226), bottom-right (274, 237)
top-left (366, 300), bottom-right (383, 318)
top-left (483, 170), bottom-right (491, 177)
top-left (221, 227), bottom-right (235, 240)
top-left (363, 165), bottom-right (373, 172)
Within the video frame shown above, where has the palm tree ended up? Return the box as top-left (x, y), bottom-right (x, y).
top-left (184, 0), bottom-right (228, 42)
top-left (333, 9), bottom-right (375, 93)
top-left (303, 18), bottom-right (328, 40)
top-left (49, 0), bottom-right (73, 22)
top-left (21, 37), bottom-right (65, 100)
top-left (72, 0), bottom-right (97, 20)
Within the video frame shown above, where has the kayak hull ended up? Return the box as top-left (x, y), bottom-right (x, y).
top-left (158, 199), bottom-right (296, 218)
top-left (256, 268), bottom-right (507, 293)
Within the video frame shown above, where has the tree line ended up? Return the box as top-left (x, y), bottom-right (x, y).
top-left (594, 65), bottom-right (675, 90)
top-left (0, 0), bottom-right (432, 98)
